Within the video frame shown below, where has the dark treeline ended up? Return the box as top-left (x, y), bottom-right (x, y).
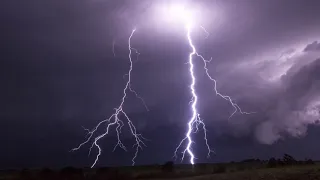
top-left (267, 154), bottom-right (315, 168)
top-left (6, 154), bottom-right (317, 180)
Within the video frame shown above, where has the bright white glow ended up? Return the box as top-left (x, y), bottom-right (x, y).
top-left (161, 3), bottom-right (195, 25)
top-left (72, 3), bottom-right (250, 167)
top-left (305, 99), bottom-right (320, 120)
top-left (174, 25), bottom-right (253, 164)
top-left (168, 4), bottom-right (192, 22)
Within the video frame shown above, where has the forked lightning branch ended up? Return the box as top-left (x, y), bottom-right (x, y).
top-left (72, 3), bottom-right (253, 167)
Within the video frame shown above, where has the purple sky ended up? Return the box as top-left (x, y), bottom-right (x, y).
top-left (1, 0), bottom-right (320, 168)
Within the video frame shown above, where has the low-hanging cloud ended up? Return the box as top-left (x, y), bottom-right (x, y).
top-left (213, 41), bottom-right (320, 145)
top-left (253, 42), bottom-right (320, 144)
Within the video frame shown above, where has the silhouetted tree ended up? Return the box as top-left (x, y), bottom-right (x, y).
top-left (297, 160), bottom-right (304, 165)
top-left (162, 161), bottom-right (174, 173)
top-left (241, 158), bottom-right (261, 163)
top-left (306, 159), bottom-right (315, 165)
top-left (267, 158), bottom-right (277, 168)
top-left (283, 153), bottom-right (297, 165)
top-left (277, 159), bottom-right (285, 166)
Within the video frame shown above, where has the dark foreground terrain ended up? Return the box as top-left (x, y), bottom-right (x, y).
top-left (1, 155), bottom-right (319, 180)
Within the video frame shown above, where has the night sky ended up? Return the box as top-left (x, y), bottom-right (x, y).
top-left (1, 0), bottom-right (320, 169)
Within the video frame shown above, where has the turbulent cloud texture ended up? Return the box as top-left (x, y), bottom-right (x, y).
top-left (250, 43), bottom-right (320, 144)
top-left (1, 0), bottom-right (320, 168)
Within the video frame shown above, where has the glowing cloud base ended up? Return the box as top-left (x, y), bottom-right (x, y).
top-left (72, 3), bottom-right (253, 167)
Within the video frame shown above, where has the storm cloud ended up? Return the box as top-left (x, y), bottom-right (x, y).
top-left (1, 0), bottom-right (320, 168)
top-left (254, 51), bottom-right (320, 144)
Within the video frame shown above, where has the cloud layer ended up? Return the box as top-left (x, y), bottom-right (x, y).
top-left (235, 42), bottom-right (320, 144)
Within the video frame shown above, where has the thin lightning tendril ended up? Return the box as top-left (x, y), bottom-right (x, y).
top-left (174, 25), bottom-right (254, 164)
top-left (200, 26), bottom-right (209, 39)
top-left (73, 9), bottom-right (255, 166)
top-left (131, 48), bottom-right (141, 62)
top-left (71, 29), bottom-right (148, 168)
top-left (112, 40), bottom-right (116, 57)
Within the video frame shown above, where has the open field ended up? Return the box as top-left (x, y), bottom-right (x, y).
top-left (1, 160), bottom-right (320, 180)
top-left (160, 166), bottom-right (320, 180)
top-left (0, 164), bottom-right (320, 180)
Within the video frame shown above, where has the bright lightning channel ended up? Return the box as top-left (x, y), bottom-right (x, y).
top-left (71, 29), bottom-right (148, 168)
top-left (174, 24), bottom-right (254, 164)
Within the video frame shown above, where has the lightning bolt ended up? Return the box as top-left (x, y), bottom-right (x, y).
top-left (174, 25), bottom-right (254, 164)
top-left (71, 29), bottom-right (148, 168)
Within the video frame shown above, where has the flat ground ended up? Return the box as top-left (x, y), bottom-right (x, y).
top-left (1, 162), bottom-right (320, 180)
top-left (154, 166), bottom-right (320, 180)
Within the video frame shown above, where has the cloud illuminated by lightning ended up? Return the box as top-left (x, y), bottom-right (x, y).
top-left (71, 29), bottom-right (148, 167)
top-left (72, 2), bottom-right (254, 167)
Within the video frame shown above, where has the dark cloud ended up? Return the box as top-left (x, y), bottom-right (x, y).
top-left (1, 0), bottom-right (320, 168)
top-left (251, 51), bottom-right (320, 144)
top-left (195, 41), bottom-right (320, 145)
top-left (268, 59), bottom-right (319, 138)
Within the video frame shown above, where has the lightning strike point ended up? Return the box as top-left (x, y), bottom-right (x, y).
top-left (174, 24), bottom-right (253, 164)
